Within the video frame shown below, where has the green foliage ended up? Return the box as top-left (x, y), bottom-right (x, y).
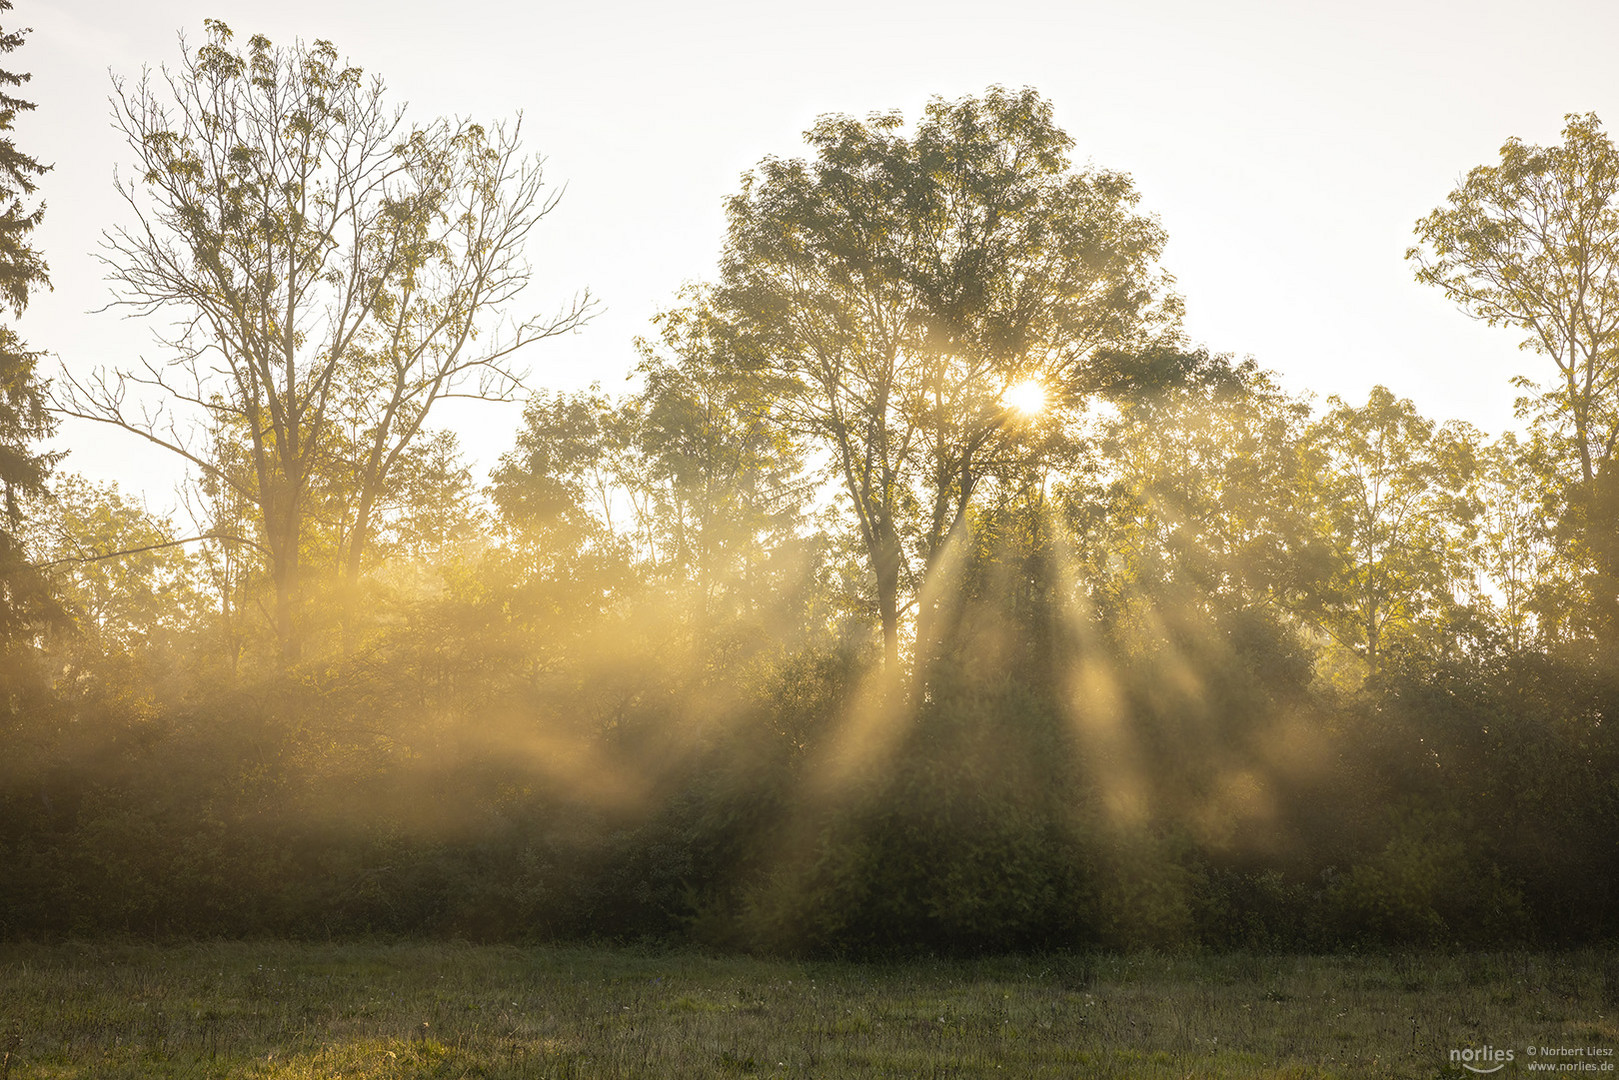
top-left (1066, 358), bottom-right (1327, 626)
top-left (489, 386), bottom-right (646, 580)
top-left (1324, 808), bottom-right (1527, 946)
top-left (1556, 461), bottom-right (1619, 662)
top-left (717, 86), bottom-right (1180, 665)
top-left (1305, 387), bottom-right (1480, 672)
top-left (1411, 112), bottom-right (1619, 487)
top-left (0, 0), bottom-right (59, 667)
top-left (1409, 112), bottom-right (1619, 659)
top-left (26, 476), bottom-right (201, 654)
top-left (738, 678), bottom-right (1095, 956)
top-left (8, 77), bottom-right (1619, 957)
top-left (0, 2), bottom-right (47, 321)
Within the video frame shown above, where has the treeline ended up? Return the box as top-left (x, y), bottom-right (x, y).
top-left (0, 24), bottom-right (1616, 952)
top-left (4, 358), bottom-right (1615, 951)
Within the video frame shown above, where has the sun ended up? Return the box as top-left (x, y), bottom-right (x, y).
top-left (1003, 379), bottom-right (1048, 415)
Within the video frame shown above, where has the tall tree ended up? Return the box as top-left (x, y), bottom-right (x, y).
top-left (59, 23), bottom-right (590, 662)
top-left (1410, 113), bottom-right (1619, 487)
top-left (630, 298), bottom-right (811, 624)
top-left (1076, 357), bottom-right (1326, 621)
top-left (718, 87), bottom-right (1179, 667)
top-left (1469, 431), bottom-right (1563, 652)
top-left (0, 0), bottom-right (59, 651)
top-left (1306, 387), bottom-right (1478, 674)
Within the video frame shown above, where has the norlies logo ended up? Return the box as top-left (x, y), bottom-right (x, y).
top-left (1452, 1046), bottom-right (1516, 1074)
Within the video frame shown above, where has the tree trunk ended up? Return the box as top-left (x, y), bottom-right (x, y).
top-left (872, 520), bottom-right (903, 672)
top-left (272, 538), bottom-right (301, 665)
top-left (345, 495), bottom-right (375, 583)
top-left (266, 485), bottom-right (303, 666)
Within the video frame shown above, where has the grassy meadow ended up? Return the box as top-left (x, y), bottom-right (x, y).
top-left (0, 943), bottom-right (1615, 1078)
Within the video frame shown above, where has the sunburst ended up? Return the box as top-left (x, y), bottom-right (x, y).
top-left (1003, 379), bottom-right (1048, 415)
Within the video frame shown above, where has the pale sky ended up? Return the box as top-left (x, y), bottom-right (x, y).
top-left (18, 0), bottom-right (1619, 505)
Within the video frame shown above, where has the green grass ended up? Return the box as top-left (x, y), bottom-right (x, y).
top-left (0, 942), bottom-right (1614, 1078)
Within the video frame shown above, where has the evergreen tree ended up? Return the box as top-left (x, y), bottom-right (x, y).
top-left (0, 0), bottom-right (59, 649)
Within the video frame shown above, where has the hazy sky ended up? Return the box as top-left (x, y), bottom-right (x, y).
top-left (18, 0), bottom-right (1619, 504)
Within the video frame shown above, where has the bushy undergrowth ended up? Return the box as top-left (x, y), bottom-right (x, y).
top-left (2, 561), bottom-right (1614, 954)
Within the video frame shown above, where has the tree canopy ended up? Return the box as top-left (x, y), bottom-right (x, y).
top-left (1410, 112), bottom-right (1619, 486)
top-left (717, 87), bottom-right (1181, 666)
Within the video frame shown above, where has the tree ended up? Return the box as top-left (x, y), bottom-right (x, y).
top-left (1571, 460), bottom-right (1619, 659)
top-left (718, 87), bottom-right (1179, 668)
top-left (629, 298), bottom-right (812, 624)
top-left (360, 429), bottom-right (487, 567)
top-left (490, 313), bottom-right (813, 631)
top-left (1469, 431), bottom-right (1563, 652)
top-left (1410, 113), bottom-right (1619, 487)
top-left (1306, 387), bottom-right (1478, 673)
top-left (1074, 356), bottom-right (1327, 622)
top-left (27, 474), bottom-right (204, 661)
top-left (490, 387), bottom-right (636, 564)
top-left (0, 0), bottom-right (60, 653)
top-left (59, 23), bottom-right (590, 662)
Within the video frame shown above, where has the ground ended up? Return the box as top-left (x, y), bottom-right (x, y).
top-left (0, 942), bottom-right (1614, 1078)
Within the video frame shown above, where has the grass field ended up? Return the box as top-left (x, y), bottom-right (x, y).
top-left (0, 942), bottom-right (1614, 1078)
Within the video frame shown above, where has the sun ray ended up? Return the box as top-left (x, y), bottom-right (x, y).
top-left (1040, 497), bottom-right (1153, 827)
